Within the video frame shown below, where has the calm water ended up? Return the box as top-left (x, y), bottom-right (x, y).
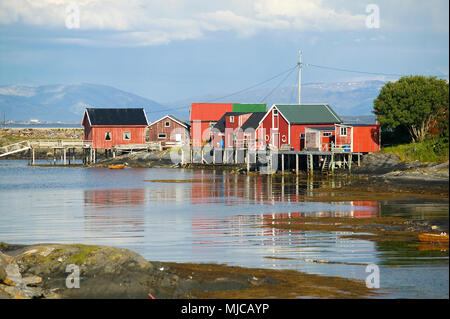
top-left (0, 160), bottom-right (448, 298)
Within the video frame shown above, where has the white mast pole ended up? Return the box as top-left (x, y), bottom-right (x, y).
top-left (298, 51), bottom-right (302, 105)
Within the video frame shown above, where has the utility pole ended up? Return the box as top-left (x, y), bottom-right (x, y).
top-left (298, 51), bottom-right (302, 105)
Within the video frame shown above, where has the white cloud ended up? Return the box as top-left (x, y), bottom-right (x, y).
top-left (1, 0), bottom-right (444, 46)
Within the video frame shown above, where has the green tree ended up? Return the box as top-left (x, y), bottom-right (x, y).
top-left (373, 76), bottom-right (449, 142)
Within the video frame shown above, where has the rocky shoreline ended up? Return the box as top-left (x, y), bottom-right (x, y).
top-left (0, 242), bottom-right (379, 299)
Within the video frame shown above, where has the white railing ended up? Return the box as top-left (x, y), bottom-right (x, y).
top-left (30, 139), bottom-right (91, 148)
top-left (0, 140), bottom-right (31, 157)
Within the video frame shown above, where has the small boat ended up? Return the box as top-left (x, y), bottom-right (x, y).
top-left (418, 233), bottom-right (449, 243)
top-left (108, 164), bottom-right (125, 169)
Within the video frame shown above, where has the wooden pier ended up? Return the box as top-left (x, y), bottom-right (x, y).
top-left (180, 142), bottom-right (361, 174)
top-left (1, 139), bottom-right (360, 173)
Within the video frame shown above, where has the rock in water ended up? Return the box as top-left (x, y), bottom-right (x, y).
top-left (0, 252), bottom-right (9, 282)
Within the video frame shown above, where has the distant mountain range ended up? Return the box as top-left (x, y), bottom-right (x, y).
top-left (0, 80), bottom-right (383, 123)
top-left (0, 83), bottom-right (165, 123)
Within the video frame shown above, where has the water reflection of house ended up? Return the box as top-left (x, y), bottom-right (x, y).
top-left (83, 189), bottom-right (146, 236)
top-left (191, 201), bottom-right (379, 251)
top-left (190, 172), bottom-right (312, 205)
top-left (85, 188), bottom-right (146, 208)
top-left (191, 214), bottom-right (305, 248)
top-left (261, 202), bottom-right (380, 221)
top-left (147, 186), bottom-right (189, 202)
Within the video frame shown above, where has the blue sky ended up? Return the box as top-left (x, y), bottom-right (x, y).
top-left (0, 0), bottom-right (448, 102)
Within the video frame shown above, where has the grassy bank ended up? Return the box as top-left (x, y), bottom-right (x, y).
top-left (0, 128), bottom-right (83, 147)
top-left (382, 137), bottom-right (449, 163)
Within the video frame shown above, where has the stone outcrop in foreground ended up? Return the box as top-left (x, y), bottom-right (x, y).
top-left (0, 242), bottom-right (378, 299)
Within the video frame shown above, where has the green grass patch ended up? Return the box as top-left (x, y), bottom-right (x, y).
top-left (382, 138), bottom-right (449, 163)
top-left (67, 244), bottom-right (100, 265)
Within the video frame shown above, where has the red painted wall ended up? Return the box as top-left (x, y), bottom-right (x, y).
top-left (190, 103), bottom-right (233, 147)
top-left (335, 125), bottom-right (380, 153)
top-left (335, 126), bottom-right (353, 149)
top-left (352, 125), bottom-right (380, 153)
top-left (260, 108), bottom-right (289, 149)
top-left (290, 124), bottom-right (336, 151)
top-left (89, 126), bottom-right (147, 149)
top-left (191, 121), bottom-right (214, 147)
top-left (148, 117), bottom-right (189, 146)
top-left (190, 103), bottom-right (233, 122)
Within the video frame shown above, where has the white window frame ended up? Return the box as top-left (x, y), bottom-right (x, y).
top-left (158, 133), bottom-right (167, 139)
top-left (340, 127), bottom-right (347, 136)
top-left (323, 132), bottom-right (332, 137)
top-left (123, 131), bottom-right (131, 140)
top-left (272, 109), bottom-right (279, 130)
top-left (105, 131), bottom-right (112, 141)
top-left (229, 116), bottom-right (234, 123)
top-left (165, 121), bottom-right (170, 127)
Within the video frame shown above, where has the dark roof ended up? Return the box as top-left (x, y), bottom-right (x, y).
top-left (275, 104), bottom-right (342, 124)
top-left (152, 115), bottom-right (190, 128)
top-left (241, 112), bottom-right (266, 131)
top-left (169, 115), bottom-right (190, 128)
top-left (213, 112), bottom-right (251, 132)
top-left (85, 108), bottom-right (148, 126)
top-left (305, 126), bottom-right (335, 131)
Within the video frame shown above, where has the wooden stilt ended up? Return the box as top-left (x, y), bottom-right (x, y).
top-left (296, 153), bottom-right (299, 175)
top-left (331, 152), bottom-right (335, 173)
top-left (281, 153), bottom-right (285, 173)
top-left (247, 150), bottom-right (250, 173)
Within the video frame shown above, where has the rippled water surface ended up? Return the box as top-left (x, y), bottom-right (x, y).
top-left (0, 160), bottom-right (448, 298)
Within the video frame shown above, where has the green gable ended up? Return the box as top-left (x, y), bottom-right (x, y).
top-left (275, 104), bottom-right (342, 124)
top-left (232, 103), bottom-right (266, 113)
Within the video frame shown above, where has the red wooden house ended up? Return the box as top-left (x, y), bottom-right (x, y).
top-left (258, 104), bottom-right (343, 151)
top-left (190, 103), bottom-right (233, 147)
top-left (190, 103), bottom-right (267, 147)
top-left (148, 115), bottom-right (190, 147)
top-left (82, 108), bottom-right (149, 149)
top-left (304, 126), bottom-right (336, 151)
top-left (335, 123), bottom-right (380, 153)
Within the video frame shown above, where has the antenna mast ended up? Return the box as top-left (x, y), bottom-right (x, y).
top-left (298, 51), bottom-right (302, 104)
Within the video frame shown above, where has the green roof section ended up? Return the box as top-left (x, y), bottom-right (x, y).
top-left (275, 104), bottom-right (342, 124)
top-left (232, 103), bottom-right (267, 113)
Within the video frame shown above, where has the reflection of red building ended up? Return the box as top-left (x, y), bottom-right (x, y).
top-left (85, 188), bottom-right (146, 208)
top-left (190, 201), bottom-right (380, 250)
top-left (350, 201), bottom-right (380, 217)
top-left (261, 201), bottom-right (380, 222)
top-left (84, 188), bottom-right (146, 236)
